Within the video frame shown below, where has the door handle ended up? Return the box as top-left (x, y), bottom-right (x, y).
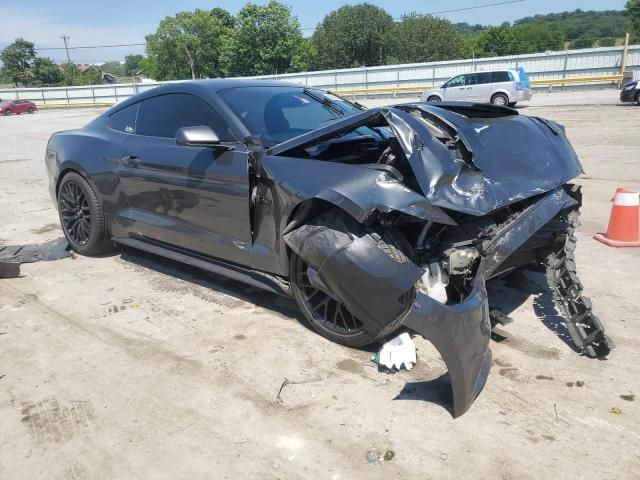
top-left (120, 155), bottom-right (141, 167)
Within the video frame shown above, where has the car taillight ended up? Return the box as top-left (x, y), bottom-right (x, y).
top-left (515, 81), bottom-right (524, 91)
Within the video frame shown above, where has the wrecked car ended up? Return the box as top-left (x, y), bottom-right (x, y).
top-left (45, 80), bottom-right (613, 417)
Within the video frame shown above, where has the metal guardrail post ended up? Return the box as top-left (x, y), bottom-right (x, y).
top-left (92, 87), bottom-right (96, 104)
top-left (65, 89), bottom-right (70, 106)
top-left (562, 52), bottom-right (569, 91)
top-left (114, 87), bottom-right (118, 103)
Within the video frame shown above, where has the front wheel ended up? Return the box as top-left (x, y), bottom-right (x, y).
top-left (4, 109), bottom-right (12, 116)
top-left (57, 172), bottom-right (113, 255)
top-left (289, 212), bottom-right (415, 348)
top-left (491, 93), bottom-right (509, 106)
top-left (635, 92), bottom-right (640, 106)
top-left (427, 96), bottom-right (441, 103)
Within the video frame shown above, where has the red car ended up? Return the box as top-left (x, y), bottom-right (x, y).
top-left (0, 99), bottom-right (37, 115)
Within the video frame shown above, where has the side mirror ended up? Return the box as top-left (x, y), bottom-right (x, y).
top-left (176, 126), bottom-right (224, 148)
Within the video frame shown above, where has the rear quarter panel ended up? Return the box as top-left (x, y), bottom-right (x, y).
top-left (46, 121), bottom-right (128, 220)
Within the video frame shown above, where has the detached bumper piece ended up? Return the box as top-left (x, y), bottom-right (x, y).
top-left (545, 189), bottom-right (614, 357)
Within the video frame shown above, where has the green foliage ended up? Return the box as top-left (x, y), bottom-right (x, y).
top-left (145, 8), bottom-right (234, 80)
top-left (386, 14), bottom-right (464, 64)
top-left (312, 3), bottom-right (394, 68)
top-left (32, 57), bottom-right (64, 86)
top-left (290, 38), bottom-right (318, 72)
top-left (100, 61), bottom-right (124, 76)
top-left (0, 38), bottom-right (36, 87)
top-left (511, 22), bottom-right (565, 53)
top-left (569, 37), bottom-right (594, 49)
top-left (515, 9), bottom-right (630, 41)
top-left (227, 1), bottom-right (303, 76)
top-left (626, 0), bottom-right (640, 38)
top-left (474, 25), bottom-right (518, 57)
top-left (455, 22), bottom-right (485, 36)
top-left (124, 54), bottom-right (145, 76)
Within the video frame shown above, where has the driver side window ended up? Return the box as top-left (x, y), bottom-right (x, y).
top-left (445, 75), bottom-right (465, 88)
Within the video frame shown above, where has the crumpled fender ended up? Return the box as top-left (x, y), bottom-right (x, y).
top-left (283, 211), bottom-right (422, 336)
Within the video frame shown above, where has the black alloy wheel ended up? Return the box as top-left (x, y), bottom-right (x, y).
top-left (57, 172), bottom-right (112, 255)
top-left (59, 180), bottom-right (92, 246)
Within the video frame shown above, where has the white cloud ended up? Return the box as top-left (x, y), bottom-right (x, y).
top-left (0, 5), bottom-right (150, 63)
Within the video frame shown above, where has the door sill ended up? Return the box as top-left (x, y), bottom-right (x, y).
top-left (114, 237), bottom-right (292, 297)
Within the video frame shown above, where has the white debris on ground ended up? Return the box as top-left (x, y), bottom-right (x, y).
top-left (373, 332), bottom-right (417, 371)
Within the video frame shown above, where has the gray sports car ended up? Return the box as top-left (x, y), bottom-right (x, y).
top-left (45, 79), bottom-right (613, 417)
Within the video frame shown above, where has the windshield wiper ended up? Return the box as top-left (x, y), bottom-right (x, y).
top-left (303, 89), bottom-right (345, 116)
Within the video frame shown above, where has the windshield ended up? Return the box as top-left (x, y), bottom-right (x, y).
top-left (218, 86), bottom-right (362, 146)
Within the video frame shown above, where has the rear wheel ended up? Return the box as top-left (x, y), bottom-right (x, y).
top-left (57, 172), bottom-right (112, 255)
top-left (28, 107), bottom-right (35, 114)
top-left (427, 96), bottom-right (441, 103)
top-left (289, 212), bottom-right (414, 348)
top-left (491, 93), bottom-right (509, 106)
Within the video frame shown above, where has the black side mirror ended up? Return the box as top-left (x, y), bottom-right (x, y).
top-left (176, 126), bottom-right (230, 149)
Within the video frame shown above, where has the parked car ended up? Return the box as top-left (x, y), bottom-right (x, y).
top-left (0, 99), bottom-right (37, 115)
top-left (620, 80), bottom-right (640, 105)
top-left (45, 79), bottom-right (611, 417)
top-left (421, 68), bottom-right (533, 107)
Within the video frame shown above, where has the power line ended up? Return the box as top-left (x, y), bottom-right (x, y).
top-left (34, 0), bottom-right (529, 51)
top-left (300, 0), bottom-right (527, 30)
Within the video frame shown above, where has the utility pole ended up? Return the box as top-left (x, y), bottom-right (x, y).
top-left (60, 35), bottom-right (71, 63)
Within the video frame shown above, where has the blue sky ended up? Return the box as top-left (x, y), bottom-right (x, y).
top-left (0, 0), bottom-right (629, 63)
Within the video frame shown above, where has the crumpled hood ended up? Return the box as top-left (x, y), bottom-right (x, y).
top-left (384, 103), bottom-right (584, 216)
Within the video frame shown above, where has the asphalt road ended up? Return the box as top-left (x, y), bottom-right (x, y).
top-left (1, 89), bottom-right (639, 479)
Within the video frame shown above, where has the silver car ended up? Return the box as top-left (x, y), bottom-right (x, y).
top-left (421, 69), bottom-right (533, 107)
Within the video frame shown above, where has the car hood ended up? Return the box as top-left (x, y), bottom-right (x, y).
top-left (269, 102), bottom-right (583, 216)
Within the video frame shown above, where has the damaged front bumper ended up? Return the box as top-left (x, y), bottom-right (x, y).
top-left (403, 187), bottom-right (580, 417)
top-left (286, 186), bottom-right (611, 417)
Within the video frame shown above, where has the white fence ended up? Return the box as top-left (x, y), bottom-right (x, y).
top-left (1, 44), bottom-right (638, 106)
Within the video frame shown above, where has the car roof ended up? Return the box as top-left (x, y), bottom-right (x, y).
top-left (108, 78), bottom-right (307, 114)
top-left (464, 69), bottom-right (517, 75)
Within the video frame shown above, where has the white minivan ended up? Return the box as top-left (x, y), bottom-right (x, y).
top-left (421, 68), bottom-right (533, 107)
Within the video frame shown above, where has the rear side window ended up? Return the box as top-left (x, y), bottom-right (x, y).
top-left (491, 71), bottom-right (511, 83)
top-left (136, 93), bottom-right (231, 140)
top-left (108, 103), bottom-right (138, 134)
top-left (476, 72), bottom-right (492, 84)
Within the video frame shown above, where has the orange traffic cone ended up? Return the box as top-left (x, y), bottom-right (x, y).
top-left (594, 188), bottom-right (640, 247)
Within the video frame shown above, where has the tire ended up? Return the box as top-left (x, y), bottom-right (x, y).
top-left (635, 92), bottom-right (640, 106)
top-left (28, 107), bottom-right (35, 114)
top-left (491, 93), bottom-right (509, 106)
top-left (427, 96), bottom-right (442, 103)
top-left (289, 210), bottom-right (415, 348)
top-left (4, 109), bottom-right (12, 116)
top-left (57, 172), bottom-right (112, 255)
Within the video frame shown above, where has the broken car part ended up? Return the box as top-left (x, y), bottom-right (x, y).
top-left (0, 237), bottom-right (71, 278)
top-left (44, 80), bottom-right (612, 417)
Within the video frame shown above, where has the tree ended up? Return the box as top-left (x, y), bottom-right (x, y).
top-left (32, 57), bottom-right (64, 86)
top-left (474, 25), bottom-right (519, 57)
top-left (145, 8), bottom-right (234, 80)
top-left (511, 22), bottom-right (565, 53)
top-left (626, 0), bottom-right (640, 38)
top-left (227, 1), bottom-right (303, 76)
top-left (100, 61), bottom-right (124, 76)
top-left (312, 4), bottom-right (394, 69)
top-left (124, 54), bottom-right (145, 76)
top-left (0, 38), bottom-right (36, 87)
top-left (386, 14), bottom-right (464, 64)
top-left (290, 38), bottom-right (318, 72)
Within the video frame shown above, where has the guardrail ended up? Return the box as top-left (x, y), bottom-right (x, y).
top-left (331, 74), bottom-right (624, 96)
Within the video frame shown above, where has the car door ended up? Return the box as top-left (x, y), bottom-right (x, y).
top-left (117, 92), bottom-right (253, 266)
top-left (469, 72), bottom-right (492, 102)
top-left (441, 75), bottom-right (467, 101)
